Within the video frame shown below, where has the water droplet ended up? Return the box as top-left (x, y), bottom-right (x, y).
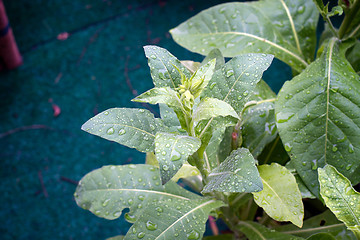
top-left (145, 220), bottom-right (158, 231)
top-left (150, 55), bottom-right (156, 59)
top-left (163, 165), bottom-right (169, 171)
top-left (104, 111), bottom-right (109, 115)
top-left (209, 82), bottom-right (217, 89)
top-left (243, 91), bottom-right (249, 97)
top-left (171, 150), bottom-right (181, 161)
top-left (102, 199), bottom-right (110, 207)
top-left (156, 207), bottom-right (163, 213)
top-left (187, 229), bottom-right (200, 239)
top-left (349, 144), bottom-right (354, 153)
top-left (226, 69), bottom-right (234, 77)
top-left (113, 211), bottom-right (121, 217)
top-left (138, 195), bottom-right (145, 201)
top-left (119, 129), bottom-right (126, 135)
top-left (311, 159), bottom-right (318, 170)
top-left (298, 6), bottom-right (305, 13)
top-left (107, 127), bottom-right (115, 135)
top-left (346, 163), bottom-right (353, 170)
top-left (284, 143), bottom-right (292, 152)
top-left (137, 232), bottom-right (145, 239)
top-left (276, 112), bottom-right (294, 123)
top-left (332, 145), bottom-right (338, 152)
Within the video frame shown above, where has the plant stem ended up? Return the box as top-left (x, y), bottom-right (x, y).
top-left (339, 0), bottom-right (360, 39)
top-left (324, 16), bottom-right (339, 38)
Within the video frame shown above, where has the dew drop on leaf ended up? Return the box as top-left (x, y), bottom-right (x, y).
top-left (187, 229), bottom-right (200, 239)
top-left (137, 232), bottom-right (145, 239)
top-left (163, 165), bottom-right (169, 171)
top-left (125, 213), bottom-right (136, 222)
top-left (284, 143), bottom-right (292, 152)
top-left (145, 220), bottom-right (158, 231)
top-left (170, 150), bottom-right (181, 161)
top-left (332, 145), bottom-right (338, 152)
top-left (209, 82), bottom-right (217, 89)
top-left (107, 127), bottom-right (115, 135)
top-left (102, 199), bottom-right (110, 207)
top-left (349, 144), bottom-right (354, 153)
top-left (119, 129), bottom-right (126, 135)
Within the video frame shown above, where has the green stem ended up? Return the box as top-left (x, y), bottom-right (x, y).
top-left (324, 16), bottom-right (339, 38)
top-left (339, 0), bottom-right (360, 39)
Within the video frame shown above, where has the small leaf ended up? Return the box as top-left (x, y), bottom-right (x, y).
top-left (327, 6), bottom-right (343, 17)
top-left (191, 59), bottom-right (216, 98)
top-left (81, 108), bottom-right (163, 152)
top-left (253, 163), bottom-right (304, 227)
top-left (132, 87), bottom-right (183, 112)
top-left (275, 38), bottom-right (360, 197)
top-left (181, 60), bottom-right (201, 74)
top-left (276, 210), bottom-right (356, 239)
top-left (193, 97), bottom-right (239, 124)
top-left (202, 148), bottom-right (263, 193)
top-left (144, 45), bottom-right (191, 88)
top-left (201, 48), bottom-right (225, 71)
top-left (318, 165), bottom-right (360, 232)
top-left (237, 221), bottom-right (305, 240)
top-left (155, 132), bottom-right (201, 184)
top-left (202, 53), bottom-right (273, 114)
top-left (170, 0), bottom-right (318, 71)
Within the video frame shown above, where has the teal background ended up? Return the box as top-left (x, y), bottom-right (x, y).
top-left (0, 0), bottom-right (291, 239)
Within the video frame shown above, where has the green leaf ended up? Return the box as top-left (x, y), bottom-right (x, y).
top-left (191, 59), bottom-right (216, 98)
top-left (159, 104), bottom-right (181, 129)
top-left (201, 49), bottom-right (225, 71)
top-left (241, 100), bottom-right (277, 158)
top-left (146, 152), bottom-right (200, 183)
top-left (81, 108), bottom-right (164, 152)
top-left (257, 135), bottom-right (289, 166)
top-left (155, 132), bottom-right (201, 184)
top-left (75, 164), bottom-right (224, 240)
top-left (275, 38), bottom-right (360, 197)
top-left (204, 126), bottom-right (228, 171)
top-left (346, 40), bottom-right (360, 74)
top-left (181, 60), bottom-right (200, 74)
top-left (253, 163), bottom-right (304, 227)
top-left (132, 87), bottom-right (183, 112)
top-left (193, 97), bottom-right (239, 124)
top-left (286, 161), bottom-right (316, 199)
top-left (202, 148), bottom-right (263, 193)
top-left (318, 165), bottom-right (360, 233)
top-left (237, 221), bottom-right (305, 240)
top-left (327, 6), bottom-right (343, 17)
top-left (276, 210), bottom-right (356, 239)
top-left (144, 45), bottom-right (191, 88)
top-left (307, 233), bottom-right (336, 240)
top-left (170, 0), bottom-right (318, 72)
top-left (202, 53), bottom-right (273, 114)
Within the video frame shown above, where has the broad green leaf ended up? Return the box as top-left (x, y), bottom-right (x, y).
top-left (318, 165), bottom-right (360, 233)
top-left (191, 59), bottom-right (216, 98)
top-left (159, 104), bottom-right (181, 129)
top-left (144, 45), bottom-right (191, 88)
top-left (204, 126), bottom-right (227, 171)
top-left (307, 233), bottom-right (336, 240)
top-left (253, 163), bottom-right (304, 227)
top-left (75, 164), bottom-right (224, 240)
top-left (193, 97), bottom-right (239, 124)
top-left (201, 48), bottom-right (225, 71)
top-left (181, 60), bottom-right (200, 74)
top-left (132, 87), bottom-right (183, 112)
top-left (276, 210), bottom-right (356, 239)
top-left (202, 148), bottom-right (263, 193)
top-left (155, 132), bottom-right (201, 184)
top-left (202, 54), bottom-right (273, 114)
top-left (275, 38), bottom-right (360, 197)
top-left (237, 221), bottom-right (305, 240)
top-left (170, 0), bottom-right (318, 72)
top-left (146, 152), bottom-right (200, 182)
top-left (241, 101), bottom-right (277, 158)
top-left (346, 40), bottom-right (360, 74)
top-left (81, 108), bottom-right (164, 152)
top-left (286, 161), bottom-right (316, 199)
top-left (124, 197), bottom-right (224, 240)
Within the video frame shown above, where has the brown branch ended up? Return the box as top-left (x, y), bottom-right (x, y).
top-left (38, 170), bottom-right (48, 198)
top-left (60, 176), bottom-right (79, 185)
top-left (0, 125), bottom-right (53, 139)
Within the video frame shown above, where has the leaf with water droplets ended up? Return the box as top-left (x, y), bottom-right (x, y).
top-left (75, 164), bottom-right (224, 240)
top-left (191, 59), bottom-right (216, 98)
top-left (170, 0), bottom-right (318, 72)
top-left (144, 45), bottom-right (191, 89)
top-left (81, 108), bottom-right (165, 152)
top-left (193, 97), bottom-right (239, 124)
top-left (202, 53), bottom-right (273, 114)
top-left (241, 80), bottom-right (277, 157)
top-left (237, 221), bottom-right (305, 240)
top-left (204, 126), bottom-right (229, 172)
top-left (132, 87), bottom-right (183, 112)
top-left (275, 210), bottom-right (357, 239)
top-left (202, 148), bottom-right (263, 193)
top-left (155, 132), bottom-right (201, 184)
top-left (318, 165), bottom-right (360, 236)
top-left (275, 38), bottom-right (360, 197)
top-left (201, 49), bottom-right (225, 72)
top-left (253, 163), bottom-right (304, 227)
top-left (285, 161), bottom-right (316, 199)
